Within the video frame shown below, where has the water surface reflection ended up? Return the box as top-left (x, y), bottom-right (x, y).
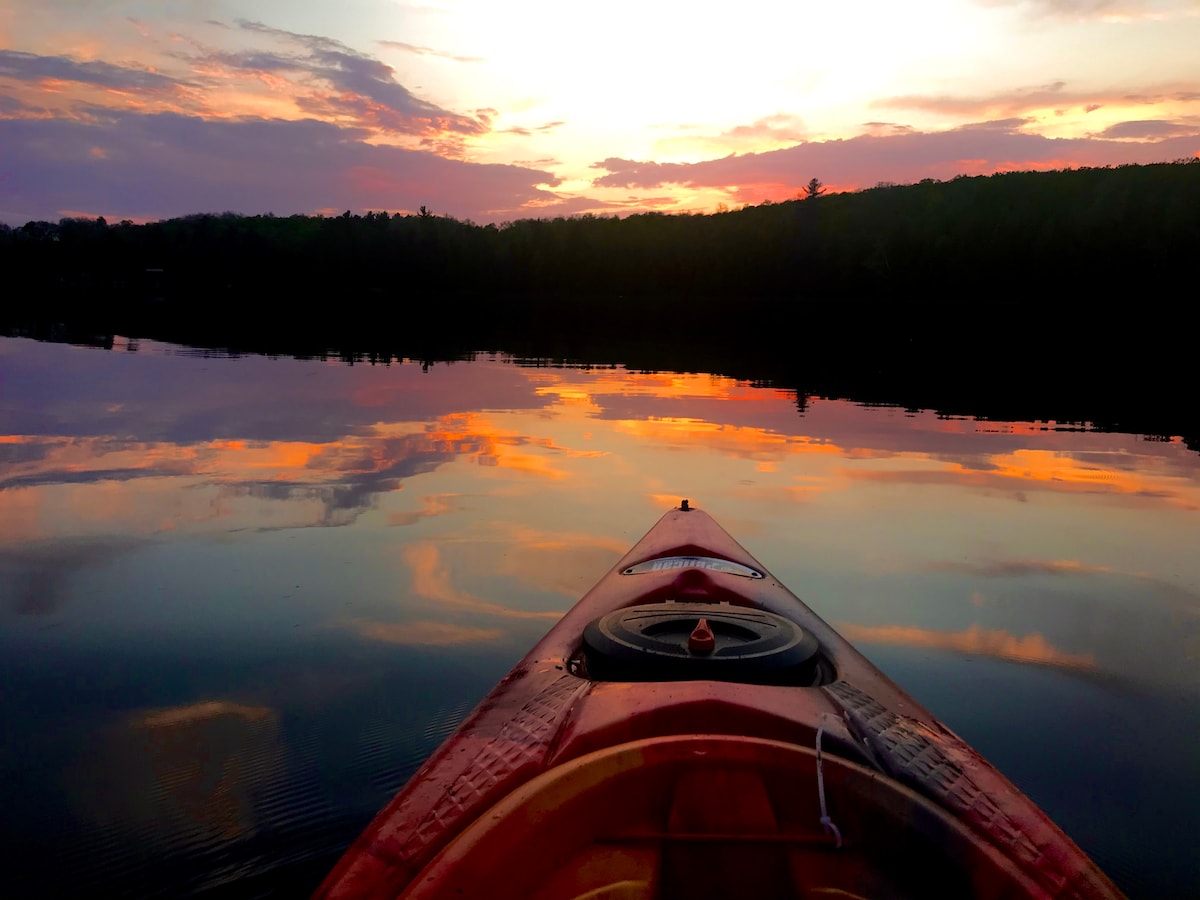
top-left (1, 336), bottom-right (1197, 897)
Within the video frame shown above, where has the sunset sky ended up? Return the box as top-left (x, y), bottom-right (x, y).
top-left (2, 0), bottom-right (1198, 224)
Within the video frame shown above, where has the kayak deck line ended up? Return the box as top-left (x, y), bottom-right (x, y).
top-left (315, 503), bottom-right (1124, 900)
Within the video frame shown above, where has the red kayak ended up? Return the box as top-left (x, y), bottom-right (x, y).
top-left (315, 502), bottom-right (1123, 899)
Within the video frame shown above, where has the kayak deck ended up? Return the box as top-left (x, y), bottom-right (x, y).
top-left (315, 504), bottom-right (1123, 899)
top-left (402, 734), bottom-right (1051, 900)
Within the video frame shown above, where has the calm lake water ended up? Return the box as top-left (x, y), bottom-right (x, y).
top-left (1, 335), bottom-right (1197, 898)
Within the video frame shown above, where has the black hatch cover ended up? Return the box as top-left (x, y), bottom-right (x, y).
top-left (582, 602), bottom-right (824, 684)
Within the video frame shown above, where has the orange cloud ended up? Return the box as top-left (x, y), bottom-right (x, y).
top-left (374, 413), bottom-right (577, 479)
top-left (533, 369), bottom-right (792, 405)
top-left (615, 417), bottom-right (843, 462)
top-left (3, 416), bottom-right (484, 482)
top-left (839, 447), bottom-right (1200, 509)
top-left (839, 622), bottom-right (1096, 670)
top-left (0, 407), bottom-right (605, 542)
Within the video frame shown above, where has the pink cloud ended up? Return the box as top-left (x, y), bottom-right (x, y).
top-left (590, 122), bottom-right (1200, 197)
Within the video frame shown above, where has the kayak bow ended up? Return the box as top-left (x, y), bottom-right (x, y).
top-left (316, 503), bottom-right (1123, 899)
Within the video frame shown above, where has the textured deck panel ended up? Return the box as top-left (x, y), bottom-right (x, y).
top-left (400, 672), bottom-right (587, 867)
top-left (825, 680), bottom-right (1111, 900)
top-left (316, 671), bottom-right (589, 898)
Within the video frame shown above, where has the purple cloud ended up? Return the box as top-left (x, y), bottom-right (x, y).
top-left (714, 113), bottom-right (808, 145)
top-left (861, 122), bottom-right (917, 136)
top-left (214, 20), bottom-right (484, 138)
top-left (0, 49), bottom-right (193, 92)
top-left (499, 121), bottom-right (565, 136)
top-left (0, 94), bottom-right (45, 116)
top-left (954, 117), bottom-right (1036, 131)
top-left (589, 158), bottom-right (696, 189)
top-left (0, 33), bottom-right (484, 144)
top-left (0, 111), bottom-right (559, 224)
top-left (377, 41), bottom-right (484, 64)
top-left (1098, 119), bottom-right (1200, 139)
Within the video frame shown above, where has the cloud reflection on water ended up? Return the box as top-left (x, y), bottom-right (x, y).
top-left (2, 337), bottom-right (1197, 654)
top-left (350, 619), bottom-right (506, 646)
top-left (898, 560), bottom-right (1200, 692)
top-left (0, 536), bottom-right (145, 615)
top-left (401, 541), bottom-right (563, 621)
top-left (840, 622), bottom-right (1097, 670)
top-left (2, 337), bottom-right (1198, 898)
top-left (838, 448), bottom-right (1199, 509)
top-left (928, 559), bottom-right (1114, 577)
top-left (388, 493), bottom-right (469, 527)
top-left (70, 700), bottom-right (283, 853)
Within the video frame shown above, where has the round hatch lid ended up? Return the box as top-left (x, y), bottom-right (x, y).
top-left (582, 602), bottom-right (824, 684)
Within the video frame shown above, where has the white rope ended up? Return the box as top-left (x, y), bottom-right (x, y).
top-left (815, 717), bottom-right (843, 848)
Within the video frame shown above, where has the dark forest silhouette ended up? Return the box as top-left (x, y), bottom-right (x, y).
top-left (3, 160), bottom-right (1198, 447)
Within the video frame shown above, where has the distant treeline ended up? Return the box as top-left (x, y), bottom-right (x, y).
top-left (3, 160), bottom-right (1198, 445)
top-left (6, 159), bottom-right (1199, 306)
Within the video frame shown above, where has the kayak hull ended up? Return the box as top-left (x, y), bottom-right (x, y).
top-left (315, 505), bottom-right (1123, 899)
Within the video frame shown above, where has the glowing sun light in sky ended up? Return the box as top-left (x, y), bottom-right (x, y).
top-left (0, 0), bottom-right (1197, 222)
